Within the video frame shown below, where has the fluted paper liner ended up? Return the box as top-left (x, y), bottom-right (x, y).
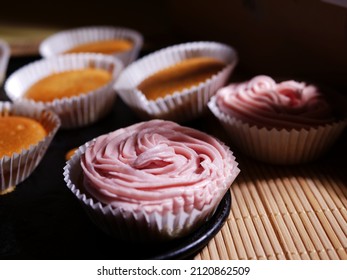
top-left (0, 101), bottom-right (60, 195)
top-left (39, 26), bottom-right (143, 66)
top-left (5, 53), bottom-right (123, 128)
top-left (0, 39), bottom-right (10, 85)
top-left (63, 139), bottom-right (240, 242)
top-left (114, 41), bottom-right (238, 122)
top-left (208, 96), bottom-right (347, 165)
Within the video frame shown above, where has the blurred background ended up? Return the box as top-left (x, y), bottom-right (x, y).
top-left (1, 0), bottom-right (347, 89)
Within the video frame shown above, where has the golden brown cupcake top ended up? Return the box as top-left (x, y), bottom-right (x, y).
top-left (64, 39), bottom-right (133, 55)
top-left (65, 147), bottom-right (78, 161)
top-left (137, 57), bottom-right (226, 100)
top-left (0, 116), bottom-right (47, 158)
top-left (24, 68), bottom-right (113, 102)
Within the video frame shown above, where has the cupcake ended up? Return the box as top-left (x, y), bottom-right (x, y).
top-left (65, 147), bottom-right (78, 161)
top-left (4, 53), bottom-right (123, 128)
top-left (0, 101), bottom-right (60, 195)
top-left (63, 119), bottom-right (240, 242)
top-left (0, 39), bottom-right (10, 85)
top-left (39, 26), bottom-right (143, 66)
top-left (114, 41), bottom-right (238, 122)
top-left (208, 75), bottom-right (347, 164)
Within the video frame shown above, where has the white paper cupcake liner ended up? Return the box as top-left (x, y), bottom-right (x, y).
top-left (208, 96), bottom-right (347, 165)
top-left (114, 41), bottom-right (238, 122)
top-left (0, 101), bottom-right (60, 195)
top-left (39, 26), bottom-right (143, 66)
top-left (63, 139), bottom-right (240, 242)
top-left (4, 53), bottom-right (123, 128)
top-left (0, 39), bottom-right (10, 85)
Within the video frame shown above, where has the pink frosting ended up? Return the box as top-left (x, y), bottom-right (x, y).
top-left (216, 75), bottom-right (334, 129)
top-left (81, 120), bottom-right (238, 214)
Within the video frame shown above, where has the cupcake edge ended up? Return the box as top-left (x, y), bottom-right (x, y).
top-left (0, 39), bottom-right (10, 85)
top-left (0, 101), bottom-right (61, 194)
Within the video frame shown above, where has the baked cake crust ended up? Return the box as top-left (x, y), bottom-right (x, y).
top-left (0, 116), bottom-right (47, 158)
top-left (24, 68), bottom-right (112, 102)
top-left (138, 57), bottom-right (226, 100)
top-left (64, 39), bottom-right (133, 55)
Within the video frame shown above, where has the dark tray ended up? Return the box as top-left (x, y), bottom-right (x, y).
top-left (0, 56), bottom-right (232, 260)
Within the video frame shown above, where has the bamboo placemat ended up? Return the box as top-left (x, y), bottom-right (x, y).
top-left (194, 151), bottom-right (347, 260)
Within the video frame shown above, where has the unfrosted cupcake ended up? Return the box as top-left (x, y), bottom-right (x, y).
top-left (0, 101), bottom-right (60, 195)
top-left (5, 53), bottom-right (123, 128)
top-left (39, 26), bottom-right (143, 66)
top-left (208, 75), bottom-right (347, 164)
top-left (115, 41), bottom-right (238, 122)
top-left (64, 119), bottom-right (240, 242)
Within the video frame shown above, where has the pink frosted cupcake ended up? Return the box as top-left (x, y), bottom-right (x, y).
top-left (64, 119), bottom-right (240, 242)
top-left (208, 75), bottom-right (347, 164)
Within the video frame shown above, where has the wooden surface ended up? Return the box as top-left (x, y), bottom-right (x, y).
top-left (194, 131), bottom-right (347, 260)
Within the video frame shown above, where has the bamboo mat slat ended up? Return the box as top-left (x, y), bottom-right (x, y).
top-left (270, 175), bottom-right (321, 259)
top-left (323, 174), bottom-right (347, 222)
top-left (194, 148), bottom-right (347, 260)
top-left (305, 174), bottom-right (347, 255)
top-left (220, 222), bottom-right (237, 259)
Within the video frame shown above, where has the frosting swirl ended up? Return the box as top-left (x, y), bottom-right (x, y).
top-left (216, 75), bottom-right (334, 129)
top-left (81, 120), bottom-right (238, 214)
